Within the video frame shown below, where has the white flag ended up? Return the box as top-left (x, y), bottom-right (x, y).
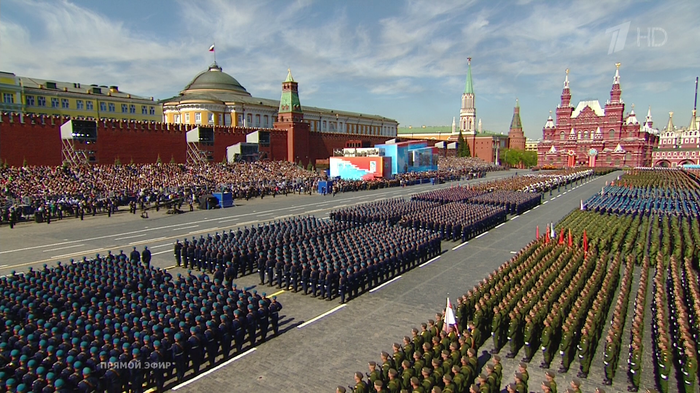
top-left (444, 297), bottom-right (458, 334)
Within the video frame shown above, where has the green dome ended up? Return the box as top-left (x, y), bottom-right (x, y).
top-left (181, 62), bottom-right (250, 96)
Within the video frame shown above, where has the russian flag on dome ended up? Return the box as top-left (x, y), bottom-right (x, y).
top-left (444, 297), bottom-right (459, 334)
top-left (208, 44), bottom-right (215, 52)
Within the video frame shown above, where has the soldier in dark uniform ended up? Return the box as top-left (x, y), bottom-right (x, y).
top-left (171, 334), bottom-right (186, 383)
top-left (149, 340), bottom-right (165, 393)
top-left (231, 311), bottom-right (244, 353)
top-left (246, 306), bottom-right (257, 347)
top-left (130, 247), bottom-right (140, 264)
top-left (103, 357), bottom-right (123, 393)
top-left (257, 301), bottom-right (270, 343)
top-left (129, 349), bottom-right (145, 393)
top-left (77, 367), bottom-right (98, 393)
top-left (141, 246), bottom-right (151, 268)
top-left (174, 240), bottom-right (183, 267)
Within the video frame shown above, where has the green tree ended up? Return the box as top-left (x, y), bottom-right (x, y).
top-left (457, 130), bottom-right (471, 157)
top-left (156, 154), bottom-right (162, 164)
top-left (114, 157), bottom-right (121, 166)
top-left (522, 151), bottom-right (538, 167)
top-left (171, 154), bottom-right (177, 164)
top-left (307, 161), bottom-right (314, 171)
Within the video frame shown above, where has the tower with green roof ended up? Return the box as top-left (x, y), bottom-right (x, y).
top-left (274, 69), bottom-right (310, 165)
top-left (458, 58), bottom-right (476, 135)
top-left (508, 98), bottom-right (526, 150)
top-left (277, 69), bottom-right (304, 123)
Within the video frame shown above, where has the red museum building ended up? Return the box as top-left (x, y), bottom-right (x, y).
top-left (537, 65), bottom-right (658, 168)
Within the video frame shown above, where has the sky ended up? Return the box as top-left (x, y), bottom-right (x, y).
top-left (1, 0), bottom-right (699, 140)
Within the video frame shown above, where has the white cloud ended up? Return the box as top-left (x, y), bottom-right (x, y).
top-left (0, 0), bottom-right (698, 132)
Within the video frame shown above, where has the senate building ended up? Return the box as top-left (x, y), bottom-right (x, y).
top-left (160, 62), bottom-right (398, 138)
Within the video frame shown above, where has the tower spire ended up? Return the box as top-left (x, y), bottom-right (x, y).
top-left (560, 69), bottom-right (572, 108)
top-left (464, 57), bottom-right (474, 94)
top-left (508, 98), bottom-right (525, 150)
top-left (691, 77), bottom-right (699, 131)
top-left (610, 63), bottom-right (622, 103)
top-left (458, 57), bottom-right (476, 135)
top-left (666, 112), bottom-right (674, 132)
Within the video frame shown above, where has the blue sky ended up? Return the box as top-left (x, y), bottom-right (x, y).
top-left (1, 0), bottom-right (698, 139)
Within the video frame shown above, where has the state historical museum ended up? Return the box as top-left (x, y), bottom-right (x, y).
top-left (537, 65), bottom-right (658, 168)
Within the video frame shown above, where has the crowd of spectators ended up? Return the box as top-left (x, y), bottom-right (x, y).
top-left (1, 157), bottom-right (499, 227)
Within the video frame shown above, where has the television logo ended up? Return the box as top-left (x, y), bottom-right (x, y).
top-left (606, 22), bottom-right (666, 54)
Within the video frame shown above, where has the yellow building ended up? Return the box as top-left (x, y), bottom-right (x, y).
top-left (0, 71), bottom-right (162, 122)
top-left (161, 63), bottom-right (398, 136)
top-left (525, 138), bottom-right (540, 152)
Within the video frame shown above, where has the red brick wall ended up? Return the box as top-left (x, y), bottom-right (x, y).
top-left (0, 113), bottom-right (63, 166)
top-left (0, 113), bottom-right (387, 167)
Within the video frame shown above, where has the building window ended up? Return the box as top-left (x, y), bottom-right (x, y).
top-left (61, 98), bottom-right (69, 109)
top-left (185, 113), bottom-right (190, 123)
top-left (99, 102), bottom-right (107, 112)
top-left (609, 129), bottom-right (615, 139)
top-left (246, 114), bottom-right (252, 125)
top-left (76, 100), bottom-right (84, 110)
top-left (108, 103), bottom-right (115, 112)
top-left (129, 104), bottom-right (136, 114)
top-left (255, 114), bottom-right (261, 126)
top-left (149, 106), bottom-right (155, 115)
top-left (323, 120), bottom-right (327, 131)
top-left (195, 112), bottom-right (202, 124)
top-left (121, 104), bottom-right (127, 113)
top-left (224, 114), bottom-right (231, 126)
top-left (560, 132), bottom-right (565, 141)
top-left (26, 95), bottom-right (35, 106)
top-left (3, 93), bottom-right (14, 104)
top-left (51, 98), bottom-right (59, 108)
top-left (218, 114), bottom-right (223, 125)
top-left (37, 96), bottom-right (46, 107)
top-left (264, 115), bottom-right (269, 127)
top-left (174, 114), bottom-right (181, 124)
top-left (142, 106), bottom-right (148, 115)
top-left (208, 113), bottom-right (214, 124)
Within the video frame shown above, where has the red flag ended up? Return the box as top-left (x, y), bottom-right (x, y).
top-left (545, 225), bottom-right (550, 243)
top-left (536, 225), bottom-right (540, 239)
top-left (583, 230), bottom-right (588, 253)
top-left (568, 229), bottom-right (573, 247)
top-left (208, 44), bottom-right (215, 52)
top-left (558, 228), bottom-right (565, 244)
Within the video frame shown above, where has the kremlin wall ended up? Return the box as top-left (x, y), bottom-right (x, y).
top-left (0, 112), bottom-right (394, 167)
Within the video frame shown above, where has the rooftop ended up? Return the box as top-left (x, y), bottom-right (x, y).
top-left (181, 62), bottom-right (251, 97)
top-left (15, 75), bottom-right (154, 101)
